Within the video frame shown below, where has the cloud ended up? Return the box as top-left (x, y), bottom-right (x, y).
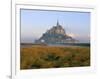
top-left (67, 33), bottom-right (90, 43)
top-left (67, 33), bottom-right (79, 38)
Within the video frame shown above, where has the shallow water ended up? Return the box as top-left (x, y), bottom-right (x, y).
top-left (21, 43), bottom-right (90, 48)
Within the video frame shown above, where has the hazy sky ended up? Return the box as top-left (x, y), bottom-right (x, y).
top-left (20, 9), bottom-right (90, 43)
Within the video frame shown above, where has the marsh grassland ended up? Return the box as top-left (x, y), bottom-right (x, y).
top-left (20, 46), bottom-right (90, 69)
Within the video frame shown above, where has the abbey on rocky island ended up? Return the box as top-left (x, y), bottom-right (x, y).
top-left (35, 20), bottom-right (78, 44)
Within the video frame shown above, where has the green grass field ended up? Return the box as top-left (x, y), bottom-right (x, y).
top-left (20, 46), bottom-right (90, 69)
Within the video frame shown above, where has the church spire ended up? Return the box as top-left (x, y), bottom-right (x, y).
top-left (57, 20), bottom-right (59, 26)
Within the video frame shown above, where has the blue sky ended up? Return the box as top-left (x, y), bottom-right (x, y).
top-left (20, 9), bottom-right (90, 43)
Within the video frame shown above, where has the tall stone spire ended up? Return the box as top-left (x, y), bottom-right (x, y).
top-left (57, 20), bottom-right (59, 26)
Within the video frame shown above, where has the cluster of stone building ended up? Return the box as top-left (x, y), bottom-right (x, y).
top-left (35, 20), bottom-right (78, 44)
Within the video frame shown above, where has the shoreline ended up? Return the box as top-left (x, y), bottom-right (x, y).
top-left (20, 43), bottom-right (90, 48)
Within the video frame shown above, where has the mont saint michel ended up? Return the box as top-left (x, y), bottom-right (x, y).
top-left (20, 9), bottom-right (90, 69)
top-left (35, 20), bottom-right (78, 44)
